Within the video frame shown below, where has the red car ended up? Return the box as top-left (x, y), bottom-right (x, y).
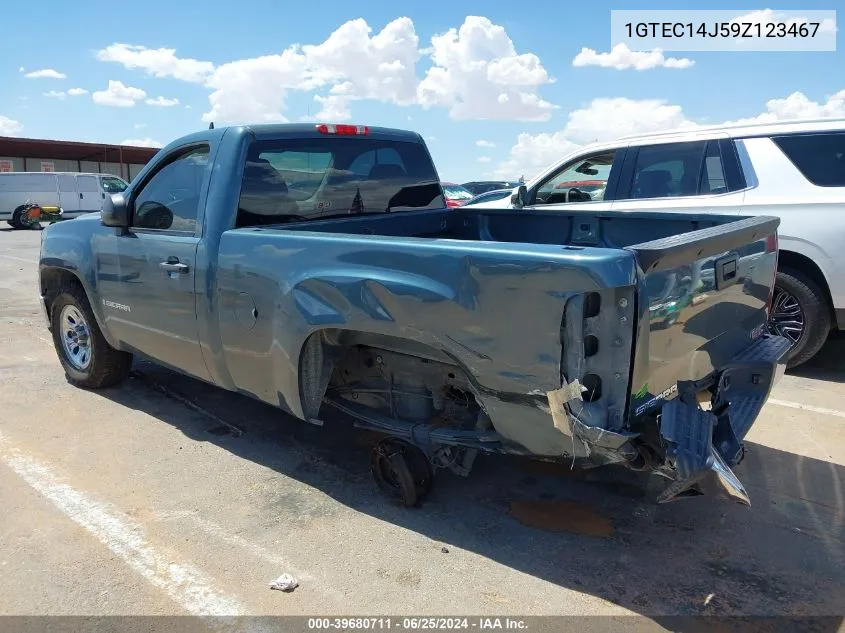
top-left (441, 182), bottom-right (474, 208)
top-left (555, 179), bottom-right (606, 199)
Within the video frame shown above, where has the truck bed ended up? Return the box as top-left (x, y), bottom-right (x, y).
top-left (210, 207), bottom-right (785, 502)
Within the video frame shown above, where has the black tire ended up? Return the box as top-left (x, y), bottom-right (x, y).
top-left (771, 268), bottom-right (831, 369)
top-left (50, 284), bottom-right (133, 388)
top-left (10, 206), bottom-right (26, 230)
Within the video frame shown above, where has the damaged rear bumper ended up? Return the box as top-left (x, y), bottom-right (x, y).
top-left (656, 334), bottom-right (791, 504)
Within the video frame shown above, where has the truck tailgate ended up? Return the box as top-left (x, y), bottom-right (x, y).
top-left (625, 215), bottom-right (790, 503)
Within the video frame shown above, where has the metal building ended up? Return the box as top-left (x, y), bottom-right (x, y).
top-left (0, 136), bottom-right (160, 182)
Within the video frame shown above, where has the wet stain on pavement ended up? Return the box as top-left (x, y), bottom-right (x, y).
top-left (508, 499), bottom-right (614, 537)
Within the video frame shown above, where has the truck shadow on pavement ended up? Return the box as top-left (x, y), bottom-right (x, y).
top-left (789, 330), bottom-right (845, 383)
top-left (89, 354), bottom-right (845, 626)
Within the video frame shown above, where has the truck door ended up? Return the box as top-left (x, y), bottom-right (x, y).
top-left (95, 144), bottom-right (211, 382)
top-left (57, 174), bottom-right (80, 216)
top-left (76, 175), bottom-right (101, 214)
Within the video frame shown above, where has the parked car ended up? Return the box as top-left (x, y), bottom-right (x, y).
top-left (441, 182), bottom-right (474, 208)
top-left (0, 171), bottom-right (129, 229)
top-left (479, 117), bottom-right (845, 368)
top-left (38, 122), bottom-right (789, 507)
top-left (462, 180), bottom-right (522, 196)
top-left (463, 188), bottom-right (513, 206)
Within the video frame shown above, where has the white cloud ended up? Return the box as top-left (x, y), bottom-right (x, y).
top-left (97, 43), bottom-right (214, 83)
top-left (134, 123), bottom-right (148, 129)
top-left (476, 139), bottom-right (495, 148)
top-left (0, 115), bottom-right (23, 136)
top-left (18, 66), bottom-right (24, 73)
top-left (721, 90), bottom-right (845, 126)
top-left (203, 17), bottom-right (420, 124)
top-left (427, 135), bottom-right (437, 142)
top-left (146, 96), bottom-right (180, 107)
top-left (44, 90), bottom-right (67, 100)
top-left (23, 68), bottom-right (66, 79)
top-left (572, 44), bottom-right (694, 70)
top-left (495, 89), bottom-right (845, 179)
top-left (203, 50), bottom-right (309, 123)
top-left (120, 137), bottom-right (163, 148)
top-left (417, 16), bottom-right (555, 121)
top-left (566, 97), bottom-right (695, 143)
top-left (311, 94), bottom-right (351, 121)
top-left (97, 17), bottom-right (559, 124)
top-left (93, 80), bottom-right (146, 107)
top-left (67, 88), bottom-right (88, 96)
top-left (477, 156), bottom-right (492, 163)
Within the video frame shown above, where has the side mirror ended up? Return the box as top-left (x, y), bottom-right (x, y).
top-left (101, 193), bottom-right (129, 228)
top-left (511, 184), bottom-right (528, 209)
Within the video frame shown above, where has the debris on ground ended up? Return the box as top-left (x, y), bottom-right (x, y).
top-left (441, 546), bottom-right (450, 554)
top-left (269, 573), bottom-right (299, 592)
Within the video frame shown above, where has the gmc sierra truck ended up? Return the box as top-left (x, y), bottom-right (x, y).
top-left (38, 123), bottom-right (790, 507)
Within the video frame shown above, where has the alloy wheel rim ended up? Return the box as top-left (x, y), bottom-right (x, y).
top-left (768, 287), bottom-right (805, 345)
top-left (60, 305), bottom-right (92, 370)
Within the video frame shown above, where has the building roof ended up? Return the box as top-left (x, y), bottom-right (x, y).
top-left (0, 136), bottom-right (160, 164)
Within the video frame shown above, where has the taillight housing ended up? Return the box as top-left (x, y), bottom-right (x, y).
top-left (316, 123), bottom-right (369, 135)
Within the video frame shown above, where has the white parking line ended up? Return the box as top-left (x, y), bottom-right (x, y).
top-left (0, 430), bottom-right (245, 616)
top-left (158, 510), bottom-right (344, 603)
top-left (768, 398), bottom-right (845, 419)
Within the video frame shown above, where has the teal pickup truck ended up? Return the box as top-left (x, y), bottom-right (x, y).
top-left (38, 123), bottom-right (789, 507)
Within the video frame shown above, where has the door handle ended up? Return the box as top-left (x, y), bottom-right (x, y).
top-left (79, 193), bottom-right (83, 199)
top-left (159, 257), bottom-right (189, 274)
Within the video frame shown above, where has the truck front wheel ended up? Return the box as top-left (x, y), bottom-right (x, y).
top-left (50, 285), bottom-right (133, 388)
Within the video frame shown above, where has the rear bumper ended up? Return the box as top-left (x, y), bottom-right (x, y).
top-left (656, 334), bottom-right (791, 505)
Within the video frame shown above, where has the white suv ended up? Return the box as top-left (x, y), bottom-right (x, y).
top-left (483, 118), bottom-right (845, 368)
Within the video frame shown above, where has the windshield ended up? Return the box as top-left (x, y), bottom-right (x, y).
top-left (443, 184), bottom-right (473, 200)
top-left (236, 137), bottom-right (444, 226)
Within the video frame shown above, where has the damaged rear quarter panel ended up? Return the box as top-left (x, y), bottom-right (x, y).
top-left (214, 230), bottom-right (638, 455)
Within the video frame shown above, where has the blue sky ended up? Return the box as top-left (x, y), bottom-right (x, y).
top-left (1, 1), bottom-right (842, 182)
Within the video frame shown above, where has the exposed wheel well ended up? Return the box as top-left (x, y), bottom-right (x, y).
top-left (777, 250), bottom-right (834, 322)
top-left (298, 328), bottom-right (480, 424)
top-left (41, 268), bottom-right (85, 325)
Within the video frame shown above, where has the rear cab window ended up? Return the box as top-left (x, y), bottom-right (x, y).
top-left (236, 136), bottom-right (444, 227)
top-left (771, 132), bottom-right (845, 187)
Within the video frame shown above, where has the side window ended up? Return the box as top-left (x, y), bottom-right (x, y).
top-left (58, 175), bottom-right (77, 193)
top-left (629, 141), bottom-right (713, 199)
top-left (772, 132), bottom-right (845, 187)
top-left (102, 176), bottom-right (128, 193)
top-left (131, 145), bottom-right (209, 232)
top-left (701, 142), bottom-right (727, 194)
top-left (77, 176), bottom-right (99, 193)
top-left (532, 151), bottom-right (615, 205)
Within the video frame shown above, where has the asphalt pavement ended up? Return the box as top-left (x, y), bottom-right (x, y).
top-left (0, 225), bottom-right (843, 628)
